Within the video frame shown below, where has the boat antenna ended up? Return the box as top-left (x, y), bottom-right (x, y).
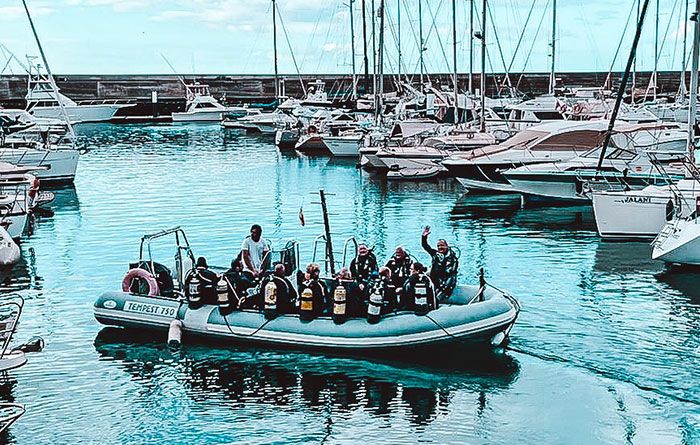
top-left (160, 54), bottom-right (188, 88)
top-left (319, 190), bottom-right (336, 276)
top-left (595, 0), bottom-right (652, 176)
top-left (21, 0), bottom-right (75, 141)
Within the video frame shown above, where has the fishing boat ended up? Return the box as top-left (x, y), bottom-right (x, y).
top-left (94, 227), bottom-right (520, 352)
top-left (171, 83), bottom-right (248, 122)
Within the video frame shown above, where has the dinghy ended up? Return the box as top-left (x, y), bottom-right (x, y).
top-left (93, 227), bottom-right (520, 352)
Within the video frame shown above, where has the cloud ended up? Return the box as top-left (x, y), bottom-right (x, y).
top-left (0, 4), bottom-right (54, 21)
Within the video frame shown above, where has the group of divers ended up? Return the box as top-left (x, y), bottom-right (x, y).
top-left (182, 224), bottom-right (459, 324)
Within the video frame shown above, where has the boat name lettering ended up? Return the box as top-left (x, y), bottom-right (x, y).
top-left (623, 196), bottom-right (652, 204)
top-left (124, 301), bottom-right (176, 317)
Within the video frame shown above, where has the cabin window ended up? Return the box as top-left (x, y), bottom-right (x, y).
top-left (194, 102), bottom-right (218, 109)
top-left (533, 111), bottom-right (564, 120)
top-left (534, 130), bottom-right (606, 151)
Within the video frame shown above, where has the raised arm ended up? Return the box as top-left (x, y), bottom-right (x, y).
top-left (421, 226), bottom-right (436, 256)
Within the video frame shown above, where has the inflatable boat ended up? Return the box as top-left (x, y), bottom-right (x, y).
top-left (93, 227), bottom-right (520, 352)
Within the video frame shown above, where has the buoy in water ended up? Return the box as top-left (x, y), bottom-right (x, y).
top-left (167, 319), bottom-right (183, 348)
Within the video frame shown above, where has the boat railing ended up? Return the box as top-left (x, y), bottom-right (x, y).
top-left (340, 237), bottom-right (358, 269)
top-left (0, 296), bottom-right (23, 361)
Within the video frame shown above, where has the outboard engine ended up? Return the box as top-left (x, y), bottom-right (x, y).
top-left (367, 287), bottom-right (383, 324)
top-left (299, 286), bottom-right (315, 321)
top-left (332, 284), bottom-right (347, 325)
top-left (264, 280), bottom-right (278, 320)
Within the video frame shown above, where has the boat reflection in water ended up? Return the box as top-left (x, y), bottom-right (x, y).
top-left (94, 328), bottom-right (519, 427)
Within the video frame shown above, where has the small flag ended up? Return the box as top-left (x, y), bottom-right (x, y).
top-left (299, 206), bottom-right (305, 226)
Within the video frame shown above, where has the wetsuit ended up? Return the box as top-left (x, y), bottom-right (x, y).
top-left (385, 255), bottom-right (413, 289)
top-left (350, 252), bottom-right (379, 289)
top-left (421, 235), bottom-right (458, 301)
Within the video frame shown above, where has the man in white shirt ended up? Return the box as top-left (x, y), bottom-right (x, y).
top-left (241, 224), bottom-right (270, 278)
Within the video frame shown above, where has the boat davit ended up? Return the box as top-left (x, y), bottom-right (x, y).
top-left (93, 227), bottom-right (520, 352)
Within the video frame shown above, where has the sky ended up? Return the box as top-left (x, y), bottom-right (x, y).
top-left (0, 0), bottom-right (691, 75)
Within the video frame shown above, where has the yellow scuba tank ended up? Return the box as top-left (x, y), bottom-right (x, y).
top-left (332, 284), bottom-right (347, 324)
top-left (264, 280), bottom-right (278, 320)
top-left (367, 287), bottom-right (383, 324)
top-left (299, 285), bottom-right (315, 321)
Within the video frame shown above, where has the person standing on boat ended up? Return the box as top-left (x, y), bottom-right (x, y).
top-left (240, 224), bottom-right (270, 287)
top-left (421, 226), bottom-right (458, 301)
top-left (400, 262), bottom-right (437, 314)
top-left (350, 243), bottom-right (378, 292)
top-left (385, 246), bottom-right (413, 289)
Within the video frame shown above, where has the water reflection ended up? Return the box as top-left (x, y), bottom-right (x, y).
top-left (94, 328), bottom-right (519, 427)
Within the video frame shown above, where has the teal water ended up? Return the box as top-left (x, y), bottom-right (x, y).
top-left (3, 123), bottom-right (699, 444)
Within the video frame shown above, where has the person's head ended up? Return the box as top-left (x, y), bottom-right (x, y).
top-left (411, 262), bottom-right (424, 275)
top-left (394, 246), bottom-right (405, 259)
top-left (196, 257), bottom-right (208, 269)
top-left (274, 263), bottom-right (286, 277)
top-left (358, 243), bottom-right (369, 257)
top-left (436, 239), bottom-right (449, 255)
top-left (379, 267), bottom-right (391, 279)
top-left (306, 263), bottom-right (321, 280)
top-left (337, 267), bottom-right (352, 280)
top-left (250, 224), bottom-right (262, 242)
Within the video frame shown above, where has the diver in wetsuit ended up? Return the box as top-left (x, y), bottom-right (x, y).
top-left (298, 263), bottom-right (328, 321)
top-left (401, 262), bottom-right (437, 315)
top-left (349, 243), bottom-right (378, 292)
top-left (261, 263), bottom-right (298, 315)
top-left (185, 257), bottom-right (219, 308)
top-left (421, 226), bottom-right (458, 302)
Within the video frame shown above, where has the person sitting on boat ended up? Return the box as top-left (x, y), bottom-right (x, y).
top-left (239, 224), bottom-right (270, 288)
top-left (385, 246), bottom-right (413, 289)
top-left (400, 262), bottom-right (436, 315)
top-left (298, 263), bottom-right (328, 321)
top-left (369, 267), bottom-right (398, 314)
top-left (350, 243), bottom-right (378, 292)
top-left (332, 267), bottom-right (365, 317)
top-left (260, 263), bottom-right (298, 315)
top-left (185, 257), bottom-right (219, 308)
top-left (421, 226), bottom-right (458, 302)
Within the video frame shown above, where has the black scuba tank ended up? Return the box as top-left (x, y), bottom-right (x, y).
top-left (414, 275), bottom-right (430, 316)
top-left (367, 286), bottom-right (383, 324)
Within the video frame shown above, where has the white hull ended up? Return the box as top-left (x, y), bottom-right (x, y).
top-left (31, 104), bottom-right (124, 124)
top-left (0, 213), bottom-right (28, 240)
top-left (324, 136), bottom-right (363, 157)
top-left (652, 219), bottom-right (700, 265)
top-left (0, 226), bottom-right (20, 266)
top-left (455, 177), bottom-right (516, 192)
top-left (592, 181), bottom-right (700, 239)
top-left (171, 110), bottom-right (223, 122)
top-left (506, 177), bottom-right (587, 201)
top-left (0, 148), bottom-right (79, 184)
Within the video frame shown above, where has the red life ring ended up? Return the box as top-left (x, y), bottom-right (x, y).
top-left (122, 268), bottom-right (159, 296)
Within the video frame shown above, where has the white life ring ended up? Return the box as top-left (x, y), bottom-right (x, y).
top-left (122, 268), bottom-right (159, 296)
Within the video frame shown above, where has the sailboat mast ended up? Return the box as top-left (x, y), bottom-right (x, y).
top-left (596, 0), bottom-right (652, 173)
top-left (272, 0), bottom-right (279, 99)
top-left (377, 0), bottom-right (385, 123)
top-left (654, 0), bottom-right (659, 100)
top-left (480, 0), bottom-right (487, 132)
top-left (469, 0), bottom-right (474, 94)
top-left (682, 0), bottom-right (690, 98)
top-left (419, 0), bottom-right (424, 91)
top-left (453, 0), bottom-right (459, 122)
top-left (633, 0), bottom-right (640, 102)
top-left (686, 0), bottom-right (699, 166)
top-left (21, 0), bottom-right (75, 140)
top-left (350, 0), bottom-right (358, 100)
top-left (397, 0), bottom-right (402, 83)
top-left (372, 0), bottom-right (377, 100)
top-left (362, 0), bottom-right (370, 93)
top-left (549, 0), bottom-right (557, 94)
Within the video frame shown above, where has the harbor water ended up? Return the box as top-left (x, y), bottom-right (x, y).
top-left (5, 123), bottom-right (700, 443)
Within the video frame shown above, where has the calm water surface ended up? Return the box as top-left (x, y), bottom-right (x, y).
top-left (2, 123), bottom-right (699, 444)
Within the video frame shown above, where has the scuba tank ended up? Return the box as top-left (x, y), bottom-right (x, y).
top-left (264, 280), bottom-right (278, 320)
top-left (186, 270), bottom-right (201, 308)
top-left (414, 276), bottom-right (430, 316)
top-left (367, 286), bottom-right (383, 324)
top-left (299, 284), bottom-right (315, 321)
top-left (216, 275), bottom-right (230, 310)
top-left (332, 283), bottom-right (347, 325)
